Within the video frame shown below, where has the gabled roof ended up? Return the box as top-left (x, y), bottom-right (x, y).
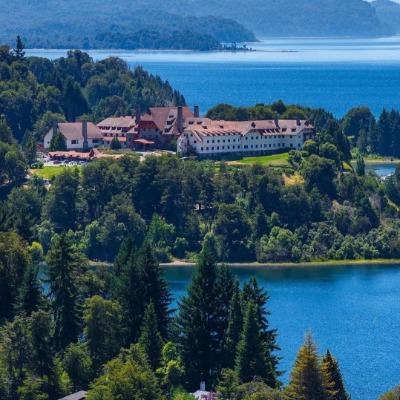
top-left (183, 118), bottom-right (315, 141)
top-left (97, 116), bottom-right (136, 129)
top-left (142, 106), bottom-right (194, 135)
top-left (58, 391), bottom-right (87, 400)
top-left (58, 123), bottom-right (103, 140)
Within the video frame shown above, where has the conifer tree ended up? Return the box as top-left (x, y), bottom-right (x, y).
top-left (14, 35), bottom-right (25, 59)
top-left (242, 277), bottom-right (280, 385)
top-left (138, 302), bottom-right (163, 370)
top-left (285, 333), bottom-right (329, 400)
top-left (223, 280), bottom-right (243, 369)
top-left (46, 233), bottom-right (87, 350)
top-left (15, 264), bottom-right (47, 316)
top-left (48, 131), bottom-right (67, 152)
top-left (321, 350), bottom-right (350, 400)
top-left (138, 242), bottom-right (172, 339)
top-left (175, 247), bottom-right (221, 389)
top-left (235, 301), bottom-right (276, 386)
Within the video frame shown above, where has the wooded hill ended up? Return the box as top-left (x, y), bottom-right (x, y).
top-left (0, 5), bottom-right (255, 49)
top-left (0, 0), bottom-right (396, 49)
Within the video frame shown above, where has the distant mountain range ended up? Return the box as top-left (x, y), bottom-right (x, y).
top-left (371, 0), bottom-right (400, 34)
top-left (1, 0), bottom-right (400, 49)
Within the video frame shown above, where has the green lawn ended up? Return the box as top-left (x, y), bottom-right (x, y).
top-left (30, 166), bottom-right (82, 179)
top-left (236, 152), bottom-right (290, 166)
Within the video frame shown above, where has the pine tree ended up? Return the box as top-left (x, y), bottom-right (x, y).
top-left (175, 247), bottom-right (221, 389)
top-left (14, 35), bottom-right (25, 59)
top-left (242, 277), bottom-right (280, 386)
top-left (138, 242), bottom-right (172, 339)
top-left (235, 301), bottom-right (276, 386)
top-left (49, 131), bottom-right (67, 152)
top-left (285, 333), bottom-right (330, 400)
top-left (356, 154), bottom-right (365, 176)
top-left (138, 302), bottom-right (163, 370)
top-left (223, 280), bottom-right (243, 369)
top-left (15, 264), bottom-right (47, 316)
top-left (321, 350), bottom-right (350, 400)
top-left (46, 233), bottom-right (87, 350)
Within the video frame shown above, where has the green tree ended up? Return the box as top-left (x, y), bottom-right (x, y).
top-left (175, 247), bottom-right (222, 389)
top-left (110, 137), bottom-right (121, 150)
top-left (356, 154), bottom-right (365, 176)
top-left (44, 168), bottom-right (79, 231)
top-left (86, 344), bottom-right (165, 400)
top-left (138, 302), bottom-right (163, 370)
top-left (48, 131), bottom-right (67, 151)
top-left (62, 343), bottom-right (93, 392)
top-left (241, 278), bottom-right (280, 387)
top-left (321, 350), bottom-right (350, 400)
top-left (0, 120), bottom-right (14, 144)
top-left (83, 295), bottom-right (123, 371)
top-left (15, 264), bottom-right (47, 316)
top-left (236, 301), bottom-right (277, 386)
top-left (0, 232), bottom-right (30, 322)
top-left (13, 36), bottom-right (25, 59)
top-left (300, 155), bottom-right (336, 197)
top-left (46, 233), bottom-right (87, 350)
top-left (284, 333), bottom-right (329, 400)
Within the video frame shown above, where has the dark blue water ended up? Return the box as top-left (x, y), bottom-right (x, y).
top-left (164, 264), bottom-right (400, 400)
top-left (28, 37), bottom-right (400, 117)
top-left (127, 62), bottom-right (400, 118)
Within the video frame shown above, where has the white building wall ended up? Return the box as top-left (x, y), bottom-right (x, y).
top-left (179, 128), bottom-right (312, 156)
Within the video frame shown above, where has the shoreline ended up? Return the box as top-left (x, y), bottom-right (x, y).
top-left (160, 258), bottom-right (400, 268)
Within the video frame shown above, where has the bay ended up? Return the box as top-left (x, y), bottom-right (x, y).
top-left (164, 264), bottom-right (400, 400)
top-left (28, 36), bottom-right (400, 117)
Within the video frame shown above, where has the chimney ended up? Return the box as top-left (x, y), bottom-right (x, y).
top-left (135, 105), bottom-right (141, 124)
top-left (82, 120), bottom-right (88, 151)
top-left (52, 119), bottom-right (58, 137)
top-left (200, 382), bottom-right (206, 391)
top-left (177, 106), bottom-right (183, 133)
top-left (274, 117), bottom-right (279, 127)
top-left (194, 105), bottom-right (199, 118)
top-left (296, 116), bottom-right (301, 126)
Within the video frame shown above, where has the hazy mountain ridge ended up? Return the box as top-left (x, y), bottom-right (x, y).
top-left (0, 3), bottom-right (255, 48)
top-left (0, 0), bottom-right (396, 48)
top-left (371, 0), bottom-right (400, 34)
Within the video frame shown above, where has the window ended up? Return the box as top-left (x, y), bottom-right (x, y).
top-left (298, 144), bottom-right (301, 147)
top-left (201, 147), bottom-right (203, 151)
top-left (255, 145), bottom-right (258, 149)
top-left (222, 146), bottom-right (224, 150)
top-left (71, 140), bottom-right (78, 144)
top-left (244, 145), bottom-right (248, 149)
top-left (269, 144), bottom-right (271, 148)
top-left (212, 140), bottom-right (215, 143)
top-left (290, 143), bottom-right (293, 147)
top-left (212, 147), bottom-right (214, 150)
top-left (228, 139), bottom-right (230, 143)
top-left (207, 140), bottom-right (209, 143)
top-left (217, 146), bottom-right (220, 150)
top-left (194, 140), bottom-right (197, 144)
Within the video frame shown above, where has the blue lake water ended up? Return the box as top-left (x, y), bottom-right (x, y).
top-left (28, 37), bottom-right (400, 117)
top-left (164, 264), bottom-right (400, 400)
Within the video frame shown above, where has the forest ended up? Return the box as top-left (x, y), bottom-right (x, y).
top-left (2, 43), bottom-right (400, 399)
top-left (0, 0), bottom-right (394, 42)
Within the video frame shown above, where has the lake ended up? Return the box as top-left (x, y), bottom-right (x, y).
top-left (164, 264), bottom-right (400, 400)
top-left (28, 36), bottom-right (400, 117)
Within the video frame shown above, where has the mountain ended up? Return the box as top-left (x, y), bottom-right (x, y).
top-left (371, 0), bottom-right (400, 34)
top-left (0, 4), bottom-right (255, 49)
top-left (128, 0), bottom-right (393, 37)
top-left (0, 0), bottom-right (394, 47)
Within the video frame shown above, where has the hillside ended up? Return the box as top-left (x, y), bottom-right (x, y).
top-left (0, 0), bottom-right (395, 48)
top-left (371, 0), bottom-right (400, 34)
top-left (0, 5), bottom-right (255, 49)
top-left (163, 0), bottom-right (392, 37)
